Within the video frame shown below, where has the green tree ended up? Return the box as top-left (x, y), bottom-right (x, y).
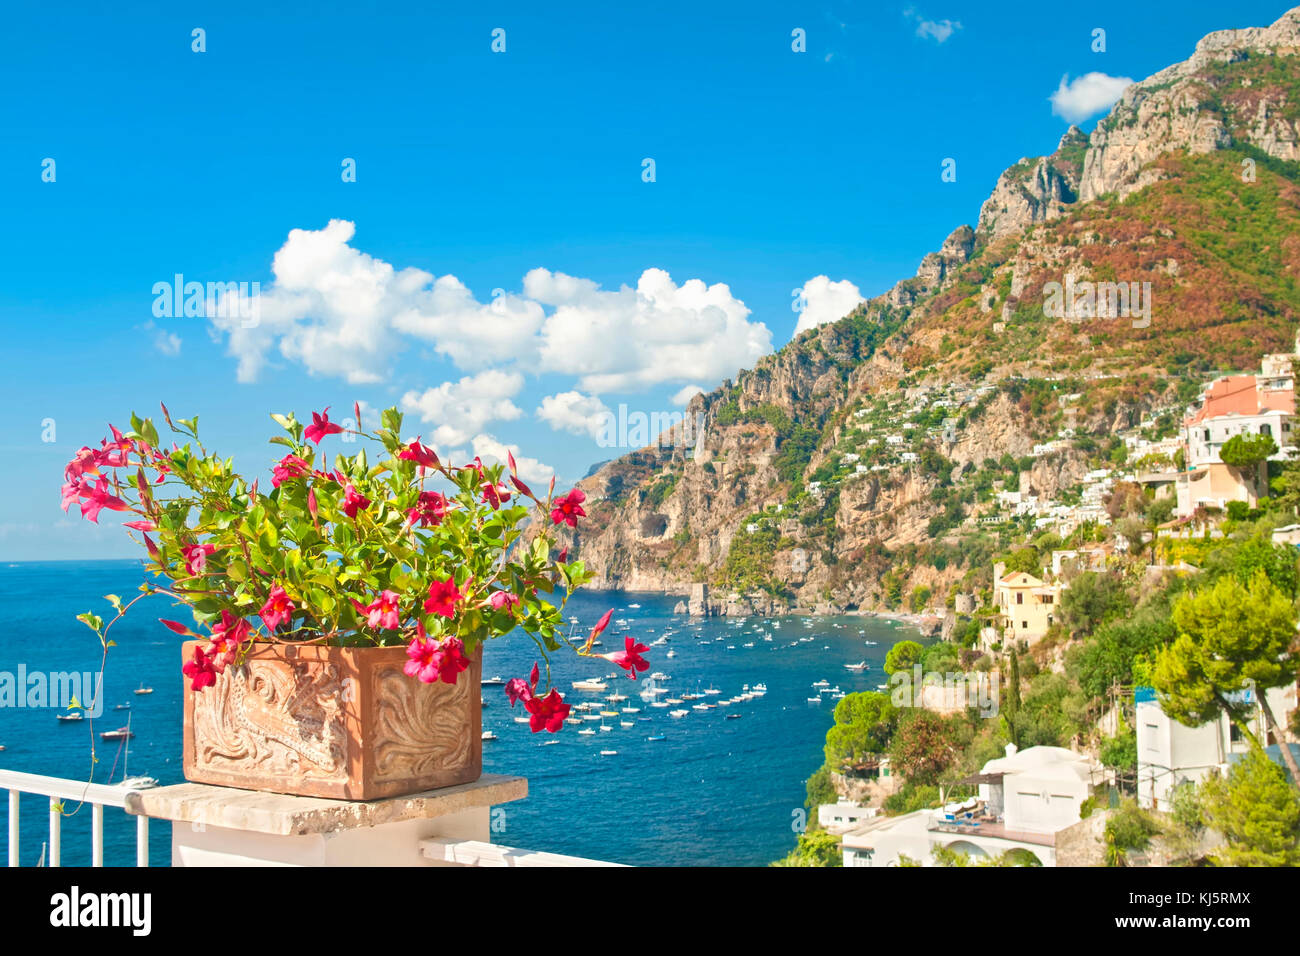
top-left (1220, 433), bottom-right (1278, 469)
top-left (1002, 547), bottom-right (1041, 575)
top-left (772, 828), bottom-right (843, 867)
top-left (884, 639), bottom-right (925, 676)
top-left (824, 692), bottom-right (897, 767)
top-left (1153, 571), bottom-right (1300, 787)
top-left (1059, 572), bottom-right (1131, 637)
top-left (1201, 746), bottom-right (1300, 866)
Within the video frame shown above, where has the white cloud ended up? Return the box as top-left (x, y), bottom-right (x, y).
top-left (1049, 72), bottom-right (1133, 123)
top-left (400, 369), bottom-right (525, 447)
top-left (793, 276), bottom-right (865, 336)
top-left (671, 384), bottom-right (705, 406)
top-left (905, 7), bottom-right (961, 43)
top-left (527, 267), bottom-right (773, 394)
top-left (468, 434), bottom-right (555, 486)
top-left (536, 391), bottom-right (612, 440)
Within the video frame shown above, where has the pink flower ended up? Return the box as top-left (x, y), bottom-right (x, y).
top-left (123, 520), bottom-right (156, 532)
top-left (181, 543), bottom-right (216, 576)
top-left (510, 474), bottom-right (535, 500)
top-left (76, 476), bottom-right (131, 523)
top-left (341, 483), bottom-right (371, 519)
top-left (207, 610), bottom-right (252, 670)
top-left (602, 635), bottom-right (650, 680)
top-left (159, 619), bottom-right (194, 635)
top-left (407, 491), bottom-right (450, 528)
top-left (505, 677), bottom-right (533, 707)
top-left (489, 590), bottom-right (520, 614)
top-left (404, 629), bottom-right (440, 683)
top-left (183, 644), bottom-right (217, 691)
top-left (586, 609), bottom-right (614, 647)
top-left (550, 488), bottom-right (587, 528)
top-left (354, 590), bottom-right (402, 630)
top-left (307, 487), bottom-right (318, 520)
top-left (398, 438), bottom-right (440, 470)
top-left (304, 408), bottom-right (344, 445)
top-left (480, 482), bottom-right (511, 510)
top-left (424, 576), bottom-right (464, 618)
top-left (403, 628), bottom-right (470, 685)
top-left (272, 454), bottom-right (311, 488)
top-left (524, 689), bottom-right (570, 733)
top-left (260, 585), bottom-right (295, 632)
top-left (64, 447), bottom-right (99, 483)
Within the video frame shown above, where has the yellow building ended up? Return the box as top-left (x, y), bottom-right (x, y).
top-left (994, 570), bottom-right (1062, 644)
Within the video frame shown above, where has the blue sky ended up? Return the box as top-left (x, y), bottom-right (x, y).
top-left (1, 0), bottom-right (1293, 559)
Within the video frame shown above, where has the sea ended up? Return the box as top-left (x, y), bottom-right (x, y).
top-left (0, 560), bottom-right (923, 867)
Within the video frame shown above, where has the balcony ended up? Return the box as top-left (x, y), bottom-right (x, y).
top-left (1, 768), bottom-right (621, 867)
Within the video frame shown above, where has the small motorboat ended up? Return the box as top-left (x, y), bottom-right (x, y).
top-left (725, 713), bottom-right (742, 720)
top-left (647, 734), bottom-right (666, 741)
top-left (100, 727), bottom-right (135, 741)
top-left (599, 749), bottom-right (618, 756)
top-left (56, 712), bottom-right (83, 722)
top-left (481, 676), bottom-right (506, 686)
top-left (481, 731), bottom-right (498, 741)
top-left (133, 684), bottom-right (154, 696)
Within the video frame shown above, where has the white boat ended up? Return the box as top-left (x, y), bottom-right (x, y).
top-left (864, 640), bottom-right (878, 646)
top-left (481, 731), bottom-right (499, 741)
top-left (666, 698), bottom-right (683, 705)
top-left (703, 686), bottom-right (720, 696)
top-left (650, 701), bottom-right (670, 708)
top-left (670, 709), bottom-right (688, 718)
top-left (578, 728), bottom-right (596, 736)
top-left (572, 678), bottom-right (609, 692)
top-left (692, 703), bottom-right (710, 711)
top-left (481, 676), bottom-right (506, 686)
top-left (649, 672), bottom-right (670, 681)
top-left (844, 661), bottom-right (868, 671)
top-left (599, 723), bottom-right (614, 733)
top-left (811, 679), bottom-right (830, 688)
top-left (133, 683), bottom-right (154, 696)
top-left (600, 750), bottom-right (618, 756)
top-left (806, 697), bottom-right (822, 704)
top-left (620, 720), bottom-right (635, 728)
top-left (514, 716), bottom-right (531, 724)
top-left (541, 739), bottom-right (560, 746)
top-left (665, 649), bottom-right (676, 658)
top-left (753, 683), bottom-right (768, 694)
top-left (627, 604), bottom-right (641, 609)
top-left (621, 706), bottom-right (640, 714)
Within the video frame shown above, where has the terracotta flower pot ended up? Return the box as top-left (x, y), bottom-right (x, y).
top-left (182, 640), bottom-right (482, 800)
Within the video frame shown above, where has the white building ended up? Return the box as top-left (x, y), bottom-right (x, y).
top-left (840, 745), bottom-right (1100, 867)
top-left (817, 800), bottom-right (879, 834)
top-left (1135, 684), bottom-right (1298, 812)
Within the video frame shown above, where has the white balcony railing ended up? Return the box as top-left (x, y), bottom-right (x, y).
top-left (1, 769), bottom-right (151, 867)
top-left (3, 769), bottom-right (619, 867)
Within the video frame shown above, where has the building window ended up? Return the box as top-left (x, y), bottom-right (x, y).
top-left (1261, 424), bottom-right (1272, 437)
top-left (1021, 621), bottom-right (1028, 629)
top-left (1016, 592), bottom-right (1023, 605)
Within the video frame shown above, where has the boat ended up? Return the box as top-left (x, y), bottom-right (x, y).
top-left (119, 776), bottom-right (159, 789)
top-left (599, 723), bottom-right (614, 733)
top-left (844, 661), bottom-right (868, 671)
top-left (605, 692), bottom-right (628, 703)
top-left (481, 676), bottom-right (506, 686)
top-left (541, 739), bottom-right (560, 746)
top-left (599, 750), bottom-right (618, 756)
top-left (621, 705), bottom-right (640, 714)
top-left (56, 712), bottom-right (83, 722)
top-left (627, 603), bottom-right (641, 609)
top-left (133, 683), bottom-right (153, 696)
top-left (665, 649), bottom-right (676, 658)
top-left (620, 720), bottom-right (635, 728)
top-left (584, 714), bottom-right (601, 722)
top-left (806, 697), bottom-right (822, 704)
top-left (649, 672), bottom-right (670, 681)
top-left (113, 703), bottom-right (131, 711)
top-left (752, 683), bottom-right (767, 694)
top-left (600, 709), bottom-right (620, 718)
top-left (864, 640), bottom-right (878, 646)
top-left (669, 709), bottom-right (688, 718)
top-left (725, 713), bottom-right (742, 720)
top-left (578, 728), bottom-right (597, 736)
top-left (742, 642), bottom-right (754, 648)
top-left (100, 727), bottom-right (134, 741)
top-left (0, 745), bottom-right (6, 752)
top-left (812, 679), bottom-right (830, 688)
top-left (692, 703), bottom-right (710, 711)
top-left (514, 716), bottom-right (531, 724)
top-left (481, 731), bottom-right (499, 741)
top-left (571, 678), bottom-right (609, 692)
top-left (647, 734), bottom-right (666, 741)
top-left (703, 686), bottom-right (720, 696)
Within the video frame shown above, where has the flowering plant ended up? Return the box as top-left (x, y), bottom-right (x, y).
top-left (64, 403), bottom-right (646, 733)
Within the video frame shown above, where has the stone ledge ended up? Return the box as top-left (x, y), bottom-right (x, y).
top-left (125, 774), bottom-right (527, 836)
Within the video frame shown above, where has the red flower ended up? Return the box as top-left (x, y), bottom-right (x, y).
top-left (181, 543), bottom-right (216, 575)
top-left (585, 609), bottom-right (613, 648)
top-left (424, 576), bottom-right (464, 618)
top-left (524, 689), bottom-right (570, 733)
top-left (304, 408), bottom-right (344, 445)
top-left (505, 677), bottom-right (533, 706)
top-left (76, 476), bottom-right (131, 523)
top-left (431, 635), bottom-right (471, 684)
top-left (550, 488), bottom-right (587, 528)
top-left (159, 619), bottom-right (194, 635)
top-left (398, 438), bottom-right (440, 470)
top-left (480, 482), bottom-right (511, 510)
top-left (602, 635), bottom-right (651, 680)
top-left (407, 491), bottom-right (450, 528)
top-left (557, 546), bottom-right (569, 562)
top-left (260, 585), bottom-right (295, 632)
top-left (354, 590), bottom-right (402, 630)
top-left (123, 520), bottom-right (156, 532)
top-left (183, 644), bottom-right (218, 691)
top-left (272, 454), bottom-right (311, 487)
top-left (341, 483), bottom-right (371, 519)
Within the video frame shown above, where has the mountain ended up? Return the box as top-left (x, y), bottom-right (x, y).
top-left (559, 7), bottom-right (1300, 616)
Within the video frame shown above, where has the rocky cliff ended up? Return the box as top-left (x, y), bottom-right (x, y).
top-left (558, 7), bottom-right (1300, 615)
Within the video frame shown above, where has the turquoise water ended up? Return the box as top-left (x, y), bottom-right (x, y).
top-left (0, 560), bottom-right (919, 866)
